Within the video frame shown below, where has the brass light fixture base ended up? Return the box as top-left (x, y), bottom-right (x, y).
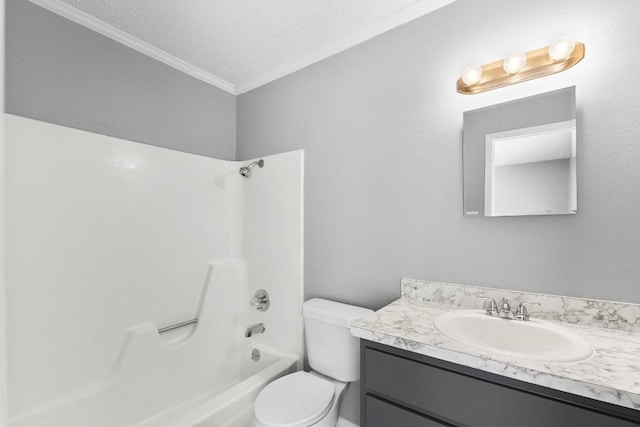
top-left (457, 42), bottom-right (585, 95)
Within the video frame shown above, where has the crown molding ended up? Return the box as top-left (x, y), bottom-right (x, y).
top-left (235, 0), bottom-right (456, 94)
top-left (29, 0), bottom-right (456, 96)
top-left (28, 0), bottom-right (236, 95)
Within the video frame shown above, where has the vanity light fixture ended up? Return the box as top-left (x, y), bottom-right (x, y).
top-left (457, 39), bottom-right (584, 94)
top-left (461, 65), bottom-right (483, 86)
top-left (548, 36), bottom-right (577, 61)
top-left (503, 52), bottom-right (527, 74)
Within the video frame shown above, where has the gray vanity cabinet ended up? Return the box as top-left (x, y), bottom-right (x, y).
top-left (365, 395), bottom-right (448, 427)
top-left (360, 340), bottom-right (640, 427)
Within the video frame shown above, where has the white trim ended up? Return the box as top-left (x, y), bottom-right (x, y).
top-left (484, 135), bottom-right (495, 217)
top-left (0, 0), bottom-right (7, 424)
top-left (27, 0), bottom-right (236, 95)
top-left (484, 120), bottom-right (577, 217)
top-left (337, 417), bottom-right (360, 427)
top-left (235, 0), bottom-right (456, 94)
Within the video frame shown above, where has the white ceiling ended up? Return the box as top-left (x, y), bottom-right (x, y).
top-left (31, 0), bottom-right (455, 94)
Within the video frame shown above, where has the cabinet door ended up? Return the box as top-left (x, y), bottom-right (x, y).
top-left (366, 395), bottom-right (448, 427)
top-left (364, 348), bottom-right (639, 427)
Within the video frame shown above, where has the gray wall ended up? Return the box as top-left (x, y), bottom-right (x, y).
top-left (494, 159), bottom-right (571, 216)
top-left (237, 1), bottom-right (640, 307)
top-left (6, 0), bottom-right (236, 159)
top-left (238, 1), bottom-right (640, 414)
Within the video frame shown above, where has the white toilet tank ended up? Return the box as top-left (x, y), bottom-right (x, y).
top-left (302, 299), bottom-right (373, 382)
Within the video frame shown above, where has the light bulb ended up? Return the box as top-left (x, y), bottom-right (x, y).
top-left (461, 65), bottom-right (483, 86)
top-left (549, 37), bottom-right (576, 61)
top-left (503, 52), bottom-right (527, 74)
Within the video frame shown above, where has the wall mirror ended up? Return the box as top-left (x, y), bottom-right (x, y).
top-left (463, 87), bottom-right (576, 217)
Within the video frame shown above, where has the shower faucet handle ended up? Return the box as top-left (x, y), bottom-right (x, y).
top-left (250, 289), bottom-right (270, 312)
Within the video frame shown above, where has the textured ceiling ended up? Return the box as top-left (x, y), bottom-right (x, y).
top-left (50, 0), bottom-right (455, 93)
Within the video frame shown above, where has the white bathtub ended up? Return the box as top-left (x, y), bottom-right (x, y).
top-left (134, 346), bottom-right (298, 427)
top-left (10, 343), bottom-right (297, 427)
top-left (10, 263), bottom-right (301, 427)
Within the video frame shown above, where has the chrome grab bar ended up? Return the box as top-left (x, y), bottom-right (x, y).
top-left (157, 318), bottom-right (198, 334)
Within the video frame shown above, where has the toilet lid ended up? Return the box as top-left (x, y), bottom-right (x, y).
top-left (255, 371), bottom-right (335, 427)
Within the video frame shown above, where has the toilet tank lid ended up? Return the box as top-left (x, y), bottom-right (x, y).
top-left (302, 298), bottom-right (374, 328)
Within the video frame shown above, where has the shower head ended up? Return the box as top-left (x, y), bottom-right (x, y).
top-left (239, 159), bottom-right (264, 178)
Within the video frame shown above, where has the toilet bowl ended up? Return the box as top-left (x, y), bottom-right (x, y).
top-left (254, 371), bottom-right (347, 427)
top-left (253, 299), bottom-right (372, 427)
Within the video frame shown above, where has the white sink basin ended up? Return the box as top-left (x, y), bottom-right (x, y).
top-left (433, 310), bottom-right (593, 363)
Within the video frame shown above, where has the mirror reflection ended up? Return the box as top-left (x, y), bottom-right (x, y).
top-left (463, 86), bottom-right (577, 217)
top-left (484, 120), bottom-right (576, 216)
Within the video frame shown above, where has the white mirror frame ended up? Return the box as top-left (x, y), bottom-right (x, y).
top-left (1, 0), bottom-right (7, 423)
top-left (484, 119), bottom-right (577, 217)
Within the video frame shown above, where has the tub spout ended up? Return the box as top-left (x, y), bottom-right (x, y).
top-left (245, 323), bottom-right (265, 338)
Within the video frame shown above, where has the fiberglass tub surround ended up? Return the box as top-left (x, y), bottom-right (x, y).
top-left (6, 114), bottom-right (304, 427)
top-left (350, 279), bottom-right (640, 410)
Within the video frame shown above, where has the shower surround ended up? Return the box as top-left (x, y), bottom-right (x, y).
top-left (5, 114), bottom-right (304, 426)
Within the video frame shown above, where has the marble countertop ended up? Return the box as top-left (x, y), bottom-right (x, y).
top-left (350, 281), bottom-right (640, 411)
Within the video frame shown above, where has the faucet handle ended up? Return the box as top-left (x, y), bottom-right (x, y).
top-left (478, 296), bottom-right (498, 316)
top-left (498, 298), bottom-right (512, 314)
top-left (250, 289), bottom-right (270, 312)
top-left (514, 302), bottom-right (540, 321)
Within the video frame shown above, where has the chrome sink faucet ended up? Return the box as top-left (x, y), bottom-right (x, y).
top-left (498, 298), bottom-right (513, 319)
top-left (478, 296), bottom-right (540, 321)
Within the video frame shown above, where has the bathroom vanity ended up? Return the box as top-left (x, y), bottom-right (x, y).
top-left (351, 280), bottom-right (640, 427)
top-left (360, 341), bottom-right (639, 426)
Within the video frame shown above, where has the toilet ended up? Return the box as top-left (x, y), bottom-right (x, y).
top-left (253, 298), bottom-right (373, 427)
